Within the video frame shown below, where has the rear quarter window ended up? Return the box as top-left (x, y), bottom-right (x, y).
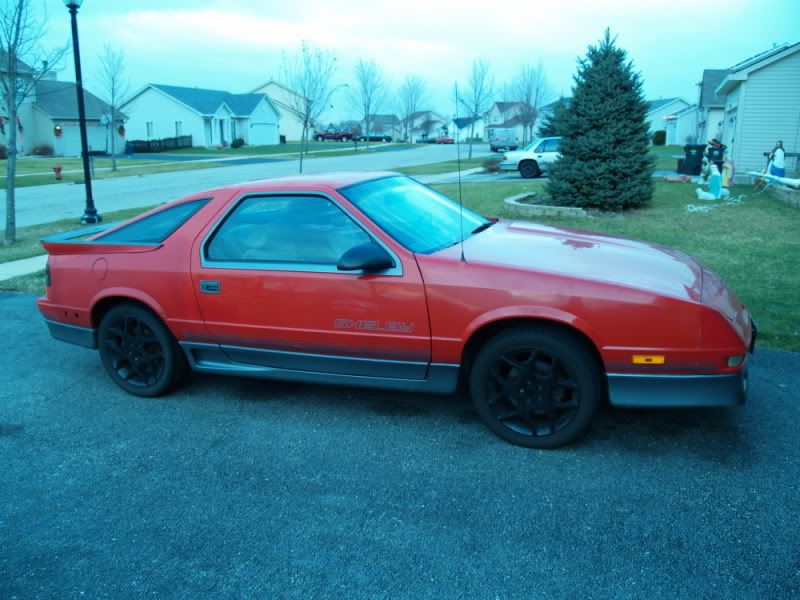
top-left (98, 198), bottom-right (209, 244)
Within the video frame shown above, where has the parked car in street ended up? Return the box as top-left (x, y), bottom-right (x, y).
top-left (356, 133), bottom-right (393, 142)
top-left (38, 172), bottom-right (754, 448)
top-left (435, 136), bottom-right (454, 144)
top-left (500, 136), bottom-right (561, 178)
top-left (315, 128), bottom-right (353, 142)
top-left (488, 128), bottom-right (519, 152)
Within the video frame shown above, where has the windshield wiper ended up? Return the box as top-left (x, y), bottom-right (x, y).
top-left (471, 222), bottom-right (494, 235)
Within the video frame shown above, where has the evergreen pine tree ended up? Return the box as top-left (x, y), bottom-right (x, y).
top-left (547, 30), bottom-right (653, 211)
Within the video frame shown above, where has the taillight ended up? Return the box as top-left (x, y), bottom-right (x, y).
top-left (45, 259), bottom-right (51, 287)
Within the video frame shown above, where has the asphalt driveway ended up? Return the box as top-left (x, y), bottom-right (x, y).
top-left (1, 292), bottom-right (798, 599)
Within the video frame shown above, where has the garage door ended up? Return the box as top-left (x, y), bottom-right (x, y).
top-left (55, 124), bottom-right (108, 156)
top-left (249, 123), bottom-right (278, 146)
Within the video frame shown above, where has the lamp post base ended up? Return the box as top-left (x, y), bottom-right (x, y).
top-left (80, 211), bottom-right (102, 224)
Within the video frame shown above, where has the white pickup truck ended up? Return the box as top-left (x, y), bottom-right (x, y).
top-left (499, 136), bottom-right (561, 178)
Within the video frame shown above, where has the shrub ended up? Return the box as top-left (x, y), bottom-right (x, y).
top-left (231, 137), bottom-right (245, 149)
top-left (0, 144), bottom-right (7, 159)
top-left (546, 29), bottom-right (654, 211)
top-left (32, 144), bottom-right (55, 156)
top-left (482, 157), bottom-right (502, 173)
top-left (651, 130), bottom-right (666, 146)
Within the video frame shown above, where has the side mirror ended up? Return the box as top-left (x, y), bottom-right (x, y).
top-left (337, 242), bottom-right (395, 272)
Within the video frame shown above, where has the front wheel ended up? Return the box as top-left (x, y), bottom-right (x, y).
top-left (469, 327), bottom-right (602, 448)
top-left (519, 160), bottom-right (540, 179)
top-left (98, 303), bottom-right (187, 397)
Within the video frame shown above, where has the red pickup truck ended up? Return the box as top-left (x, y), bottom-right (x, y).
top-left (315, 128), bottom-right (353, 142)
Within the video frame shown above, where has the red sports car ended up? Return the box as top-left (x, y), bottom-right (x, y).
top-left (435, 136), bottom-right (455, 144)
top-left (37, 173), bottom-right (755, 448)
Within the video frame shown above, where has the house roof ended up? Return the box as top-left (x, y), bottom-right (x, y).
top-left (716, 41), bottom-right (800, 95)
top-left (698, 69), bottom-right (728, 108)
top-left (541, 97), bottom-right (570, 111)
top-left (410, 110), bottom-right (444, 121)
top-left (368, 114), bottom-right (400, 126)
top-left (147, 84), bottom-right (275, 117)
top-left (452, 116), bottom-right (480, 129)
top-left (0, 50), bottom-right (33, 74)
top-left (492, 101), bottom-right (525, 113)
top-left (33, 80), bottom-right (120, 121)
top-left (646, 97), bottom-right (686, 114)
top-left (485, 115), bottom-right (525, 129)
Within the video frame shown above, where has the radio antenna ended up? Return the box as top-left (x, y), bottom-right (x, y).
top-left (454, 82), bottom-right (465, 262)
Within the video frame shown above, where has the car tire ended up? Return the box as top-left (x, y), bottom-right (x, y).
top-left (383, 137), bottom-right (389, 142)
top-left (469, 326), bottom-right (602, 448)
top-left (98, 303), bottom-right (187, 398)
top-left (519, 160), bottom-right (540, 179)
top-left (316, 135), bottom-right (324, 142)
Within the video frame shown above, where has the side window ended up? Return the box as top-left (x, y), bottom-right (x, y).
top-left (98, 198), bottom-right (209, 244)
top-left (206, 195), bottom-right (371, 265)
top-left (534, 141), bottom-right (546, 153)
top-left (544, 139), bottom-right (560, 153)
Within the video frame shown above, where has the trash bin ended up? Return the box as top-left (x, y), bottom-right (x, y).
top-left (682, 143), bottom-right (706, 175)
top-left (706, 144), bottom-right (726, 173)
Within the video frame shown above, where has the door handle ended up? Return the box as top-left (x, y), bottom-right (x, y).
top-left (200, 279), bottom-right (220, 294)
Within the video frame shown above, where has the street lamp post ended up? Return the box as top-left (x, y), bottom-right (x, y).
top-left (64, 0), bottom-right (100, 224)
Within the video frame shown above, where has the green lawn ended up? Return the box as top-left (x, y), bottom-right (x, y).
top-left (0, 156), bottom-right (232, 188)
top-left (0, 270), bottom-right (45, 295)
top-left (0, 204), bottom-right (159, 264)
top-left (394, 157), bottom-right (487, 176)
top-left (430, 180), bottom-right (798, 351)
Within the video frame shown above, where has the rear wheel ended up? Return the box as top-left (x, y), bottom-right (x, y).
top-left (98, 304), bottom-right (187, 397)
top-left (519, 160), bottom-right (540, 179)
top-left (469, 327), bottom-right (602, 448)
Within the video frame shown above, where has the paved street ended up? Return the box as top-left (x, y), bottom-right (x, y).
top-left (1, 292), bottom-right (799, 598)
top-left (10, 144), bottom-right (489, 227)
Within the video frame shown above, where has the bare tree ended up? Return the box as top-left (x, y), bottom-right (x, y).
top-left (459, 59), bottom-right (494, 159)
top-left (512, 62), bottom-right (552, 144)
top-left (281, 41), bottom-right (337, 173)
top-left (349, 59), bottom-right (388, 151)
top-left (97, 43), bottom-right (129, 172)
top-left (1, 0), bottom-right (67, 243)
top-left (397, 74), bottom-right (427, 142)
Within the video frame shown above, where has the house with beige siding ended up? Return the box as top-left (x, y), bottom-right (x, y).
top-left (716, 42), bottom-right (800, 182)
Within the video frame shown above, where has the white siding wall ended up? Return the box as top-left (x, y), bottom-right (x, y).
top-left (245, 97), bottom-right (279, 145)
top-left (121, 88), bottom-right (205, 145)
top-left (253, 83), bottom-right (305, 141)
top-left (646, 100), bottom-right (690, 133)
top-left (702, 107), bottom-right (725, 142)
top-left (674, 107), bottom-right (699, 144)
top-left (733, 50), bottom-right (800, 178)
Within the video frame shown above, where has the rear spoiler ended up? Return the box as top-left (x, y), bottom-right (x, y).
top-left (41, 223), bottom-right (162, 256)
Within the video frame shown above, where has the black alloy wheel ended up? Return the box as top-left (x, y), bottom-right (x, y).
top-left (519, 160), bottom-right (540, 179)
top-left (469, 327), bottom-right (602, 448)
top-left (98, 304), bottom-right (186, 397)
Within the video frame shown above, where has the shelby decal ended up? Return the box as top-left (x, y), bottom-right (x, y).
top-left (334, 319), bottom-right (415, 333)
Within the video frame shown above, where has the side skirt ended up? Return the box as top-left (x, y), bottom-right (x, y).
top-left (180, 342), bottom-right (460, 394)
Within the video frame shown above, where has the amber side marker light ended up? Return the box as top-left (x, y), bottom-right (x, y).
top-left (631, 355), bottom-right (665, 365)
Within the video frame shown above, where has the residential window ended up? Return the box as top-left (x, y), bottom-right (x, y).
top-left (175, 121), bottom-right (182, 136)
top-left (146, 121), bottom-right (153, 138)
top-left (98, 199), bottom-right (210, 244)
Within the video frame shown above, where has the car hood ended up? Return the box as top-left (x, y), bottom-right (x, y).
top-left (452, 220), bottom-right (703, 302)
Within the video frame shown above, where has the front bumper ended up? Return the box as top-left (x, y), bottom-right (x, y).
top-left (607, 365), bottom-right (748, 408)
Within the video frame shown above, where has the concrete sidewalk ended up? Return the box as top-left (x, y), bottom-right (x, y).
top-left (0, 255), bottom-right (47, 281)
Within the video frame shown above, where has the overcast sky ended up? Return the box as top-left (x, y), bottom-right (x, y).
top-left (38, 0), bottom-right (800, 122)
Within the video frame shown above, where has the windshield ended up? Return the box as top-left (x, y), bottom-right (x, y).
top-left (340, 176), bottom-right (489, 254)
